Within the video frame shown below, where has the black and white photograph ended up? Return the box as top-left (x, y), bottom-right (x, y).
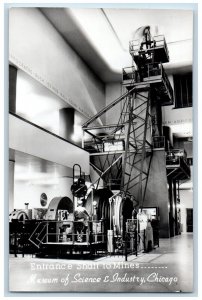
top-left (7, 4), bottom-right (195, 294)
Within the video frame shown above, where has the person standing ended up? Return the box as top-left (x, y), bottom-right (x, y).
top-left (74, 199), bottom-right (89, 242)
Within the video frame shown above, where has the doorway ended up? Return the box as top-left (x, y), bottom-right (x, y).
top-left (186, 208), bottom-right (193, 232)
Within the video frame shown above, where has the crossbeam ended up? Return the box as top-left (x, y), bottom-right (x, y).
top-left (82, 86), bottom-right (138, 128)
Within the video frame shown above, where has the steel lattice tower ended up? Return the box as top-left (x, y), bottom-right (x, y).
top-left (82, 27), bottom-right (173, 209)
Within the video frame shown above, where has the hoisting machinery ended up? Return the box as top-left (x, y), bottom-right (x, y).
top-left (10, 26), bottom-right (175, 257)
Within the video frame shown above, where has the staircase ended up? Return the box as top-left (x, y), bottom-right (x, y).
top-left (29, 222), bottom-right (47, 248)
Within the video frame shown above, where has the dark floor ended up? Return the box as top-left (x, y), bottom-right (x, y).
top-left (9, 233), bottom-right (193, 293)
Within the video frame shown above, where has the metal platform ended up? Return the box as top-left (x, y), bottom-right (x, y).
top-left (166, 150), bottom-right (191, 180)
top-left (44, 241), bottom-right (104, 246)
top-left (122, 63), bottom-right (173, 106)
top-left (129, 35), bottom-right (169, 64)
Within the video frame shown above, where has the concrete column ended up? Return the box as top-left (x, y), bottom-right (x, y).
top-left (59, 108), bottom-right (74, 141)
top-left (9, 65), bottom-right (17, 212)
top-left (59, 108), bottom-right (82, 147)
top-left (144, 150), bottom-right (170, 238)
top-left (9, 65), bottom-right (17, 113)
top-left (168, 179), bottom-right (175, 237)
top-left (163, 126), bottom-right (173, 150)
top-left (173, 181), bottom-right (178, 235)
top-left (9, 160), bottom-right (15, 212)
top-left (151, 103), bottom-right (162, 137)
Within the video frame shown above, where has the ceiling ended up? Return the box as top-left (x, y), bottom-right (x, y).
top-left (41, 8), bottom-right (193, 82)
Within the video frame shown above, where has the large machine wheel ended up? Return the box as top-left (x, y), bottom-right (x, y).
top-left (45, 196), bottom-right (73, 220)
top-left (85, 189), bottom-right (133, 236)
top-left (85, 188), bottom-right (113, 229)
top-left (9, 210), bottom-right (29, 222)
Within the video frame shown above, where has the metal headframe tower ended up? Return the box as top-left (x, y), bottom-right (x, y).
top-left (82, 26), bottom-right (173, 209)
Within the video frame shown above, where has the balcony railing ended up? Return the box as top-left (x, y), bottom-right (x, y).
top-left (161, 64), bottom-right (174, 101)
top-left (28, 220), bottom-right (106, 247)
top-left (166, 149), bottom-right (187, 166)
top-left (123, 62), bottom-right (166, 82)
top-left (129, 34), bottom-right (169, 62)
top-left (85, 136), bottom-right (166, 153)
top-left (122, 63), bottom-right (173, 103)
top-left (122, 63), bottom-right (161, 84)
top-left (84, 139), bottom-right (125, 154)
top-left (166, 149), bottom-right (190, 179)
top-left (122, 66), bottom-right (138, 83)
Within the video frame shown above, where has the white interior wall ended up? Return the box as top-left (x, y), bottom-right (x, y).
top-left (16, 69), bottom-right (67, 135)
top-left (9, 161), bottom-right (15, 212)
top-left (14, 177), bottom-right (73, 210)
top-left (9, 7), bottom-right (105, 123)
top-left (9, 114), bottom-right (90, 175)
top-left (105, 82), bottom-right (122, 124)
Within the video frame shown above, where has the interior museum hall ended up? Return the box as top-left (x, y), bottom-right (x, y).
top-left (8, 7), bottom-right (194, 293)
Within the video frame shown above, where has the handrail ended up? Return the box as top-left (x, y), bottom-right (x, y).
top-left (36, 223), bottom-right (47, 242)
top-left (29, 220), bottom-right (106, 247)
top-left (161, 65), bottom-right (173, 99)
top-left (28, 221), bottom-right (45, 244)
top-left (129, 35), bottom-right (169, 54)
top-left (166, 149), bottom-right (188, 166)
top-left (28, 221), bottom-right (48, 248)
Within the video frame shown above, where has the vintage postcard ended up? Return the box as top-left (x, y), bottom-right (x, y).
top-left (8, 5), bottom-right (194, 293)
